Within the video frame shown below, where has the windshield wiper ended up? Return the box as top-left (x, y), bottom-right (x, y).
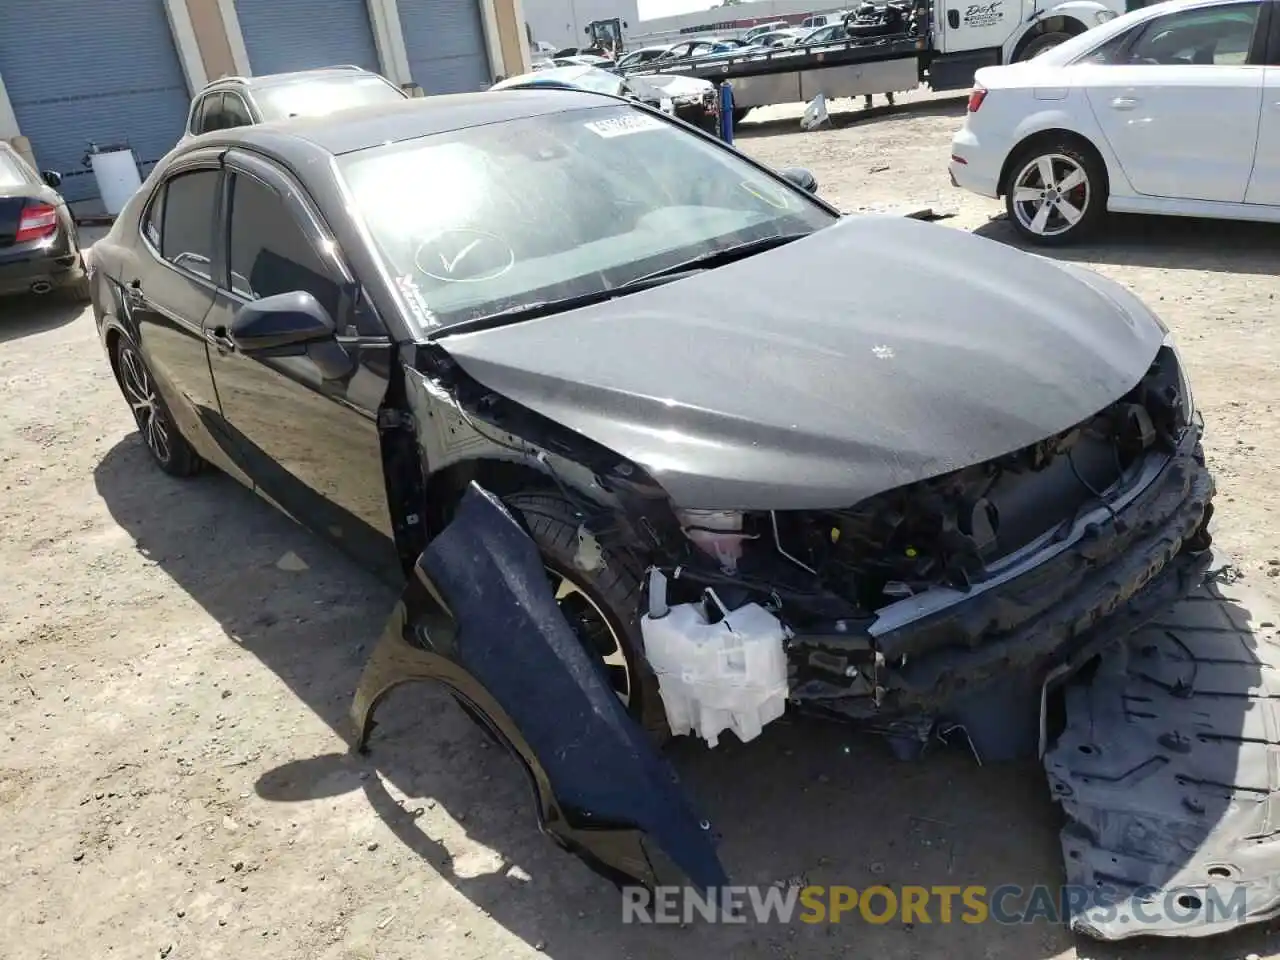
top-left (427, 232), bottom-right (811, 339)
top-left (426, 271), bottom-right (688, 339)
top-left (628, 232), bottom-right (811, 285)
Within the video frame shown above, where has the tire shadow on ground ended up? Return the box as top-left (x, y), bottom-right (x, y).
top-left (0, 292), bottom-right (86, 343)
top-left (974, 212), bottom-right (1280, 276)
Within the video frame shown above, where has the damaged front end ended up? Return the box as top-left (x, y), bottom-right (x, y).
top-left (644, 339), bottom-right (1215, 759)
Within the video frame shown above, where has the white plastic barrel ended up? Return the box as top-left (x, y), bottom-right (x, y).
top-left (88, 146), bottom-right (142, 217)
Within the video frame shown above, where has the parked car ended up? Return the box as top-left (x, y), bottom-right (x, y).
top-left (949, 0), bottom-right (1279, 244)
top-left (801, 10), bottom-right (849, 28)
top-left (743, 20), bottom-right (792, 42)
top-left (491, 65), bottom-right (674, 114)
top-left (640, 73), bottom-right (719, 129)
top-left (753, 28), bottom-right (809, 47)
top-left (616, 45), bottom-right (674, 69)
top-left (800, 22), bottom-right (851, 42)
top-left (546, 54), bottom-right (616, 68)
top-left (180, 65), bottom-right (407, 143)
top-left (87, 87), bottom-right (1213, 889)
top-left (0, 141), bottom-right (90, 303)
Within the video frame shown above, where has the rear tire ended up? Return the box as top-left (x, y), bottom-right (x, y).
top-left (1003, 137), bottom-right (1108, 246)
top-left (112, 337), bottom-right (203, 478)
top-left (503, 491), bottom-right (669, 741)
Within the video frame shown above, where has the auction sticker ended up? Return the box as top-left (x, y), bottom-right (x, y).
top-left (584, 114), bottom-right (665, 138)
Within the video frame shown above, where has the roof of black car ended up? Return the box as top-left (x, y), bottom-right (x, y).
top-left (234, 88), bottom-right (619, 156)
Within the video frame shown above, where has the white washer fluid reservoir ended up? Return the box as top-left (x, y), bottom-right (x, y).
top-left (640, 575), bottom-right (789, 748)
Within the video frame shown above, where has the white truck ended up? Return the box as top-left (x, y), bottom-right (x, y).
top-left (625, 0), bottom-right (1129, 117)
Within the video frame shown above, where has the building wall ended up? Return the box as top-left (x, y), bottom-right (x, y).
top-left (1, 0), bottom-right (531, 151)
top-left (521, 0), bottom-right (640, 51)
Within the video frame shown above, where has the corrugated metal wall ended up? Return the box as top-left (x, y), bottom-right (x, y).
top-left (0, 0), bottom-right (190, 202)
top-left (398, 0), bottom-right (492, 93)
top-left (234, 0), bottom-right (381, 75)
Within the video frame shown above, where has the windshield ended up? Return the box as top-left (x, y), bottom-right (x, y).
top-left (339, 104), bottom-right (836, 333)
top-left (254, 75), bottom-right (406, 120)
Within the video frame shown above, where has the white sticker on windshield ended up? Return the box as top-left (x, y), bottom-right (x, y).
top-left (397, 273), bottom-right (438, 328)
top-left (584, 114), bottom-right (665, 139)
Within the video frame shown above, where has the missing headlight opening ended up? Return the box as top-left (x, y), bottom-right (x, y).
top-left (642, 343), bottom-right (1210, 749)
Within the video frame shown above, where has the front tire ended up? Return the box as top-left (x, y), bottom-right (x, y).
top-left (113, 337), bottom-right (202, 477)
top-left (503, 491), bottom-right (669, 740)
top-left (1016, 30), bottom-right (1073, 61)
top-left (1004, 138), bottom-right (1107, 246)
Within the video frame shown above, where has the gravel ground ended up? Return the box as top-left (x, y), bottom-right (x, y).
top-left (4, 89), bottom-right (1280, 960)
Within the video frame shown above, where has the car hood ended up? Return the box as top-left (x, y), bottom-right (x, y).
top-left (437, 216), bottom-right (1167, 510)
top-left (644, 74), bottom-right (714, 98)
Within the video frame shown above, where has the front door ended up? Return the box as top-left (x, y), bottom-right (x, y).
top-left (203, 155), bottom-right (402, 580)
top-left (1081, 0), bottom-right (1267, 202)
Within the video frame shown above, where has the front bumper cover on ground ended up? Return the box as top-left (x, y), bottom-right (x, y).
top-left (1047, 574), bottom-right (1280, 940)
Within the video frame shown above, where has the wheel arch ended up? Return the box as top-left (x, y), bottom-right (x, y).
top-left (998, 127), bottom-right (1109, 198)
top-left (422, 456), bottom-right (565, 539)
top-left (1009, 13), bottom-right (1090, 61)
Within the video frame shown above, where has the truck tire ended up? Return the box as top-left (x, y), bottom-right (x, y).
top-left (1016, 31), bottom-right (1073, 61)
top-left (1003, 136), bottom-right (1107, 246)
top-left (503, 491), bottom-right (670, 741)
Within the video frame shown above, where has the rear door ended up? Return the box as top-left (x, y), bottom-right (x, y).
top-left (1081, 0), bottom-right (1268, 202)
top-left (122, 155), bottom-right (227, 462)
top-left (353, 483), bottom-right (731, 891)
top-left (1244, 2), bottom-right (1280, 203)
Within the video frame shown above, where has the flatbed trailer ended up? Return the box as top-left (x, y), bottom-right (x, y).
top-left (624, 0), bottom-right (1125, 113)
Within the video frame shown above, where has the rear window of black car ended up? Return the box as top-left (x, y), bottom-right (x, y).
top-left (0, 151), bottom-right (34, 188)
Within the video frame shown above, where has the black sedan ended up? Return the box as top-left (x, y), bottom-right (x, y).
top-left (89, 89), bottom-right (1214, 892)
top-left (0, 141), bottom-right (90, 302)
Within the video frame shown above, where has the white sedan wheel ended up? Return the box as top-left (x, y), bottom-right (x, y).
top-left (1010, 152), bottom-right (1091, 239)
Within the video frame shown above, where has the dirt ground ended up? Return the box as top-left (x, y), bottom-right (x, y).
top-left (4, 89), bottom-right (1280, 960)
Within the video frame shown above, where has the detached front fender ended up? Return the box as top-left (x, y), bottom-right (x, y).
top-left (349, 482), bottom-right (729, 893)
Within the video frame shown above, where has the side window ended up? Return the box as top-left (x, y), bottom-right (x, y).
top-left (159, 169), bottom-right (219, 280)
top-left (1123, 3), bottom-right (1260, 65)
top-left (143, 184), bottom-right (165, 248)
top-left (223, 94), bottom-right (253, 128)
top-left (226, 172), bottom-right (351, 328)
top-left (196, 93), bottom-right (227, 134)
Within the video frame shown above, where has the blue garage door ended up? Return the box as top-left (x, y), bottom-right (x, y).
top-left (234, 0), bottom-right (381, 76)
top-left (0, 0), bottom-right (190, 203)
top-left (399, 0), bottom-right (492, 94)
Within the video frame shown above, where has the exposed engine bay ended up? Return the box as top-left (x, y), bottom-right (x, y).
top-left (634, 343), bottom-right (1212, 749)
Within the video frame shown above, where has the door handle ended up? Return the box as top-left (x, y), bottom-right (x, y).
top-left (126, 279), bottom-right (145, 304)
top-left (206, 325), bottom-right (235, 354)
top-left (1110, 96), bottom-right (1139, 110)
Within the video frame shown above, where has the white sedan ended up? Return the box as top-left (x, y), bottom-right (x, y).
top-left (949, 0), bottom-right (1280, 244)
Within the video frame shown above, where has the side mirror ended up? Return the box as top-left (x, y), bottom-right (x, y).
top-left (585, 26), bottom-right (591, 34)
top-left (780, 166), bottom-right (819, 193)
top-left (230, 291), bottom-right (336, 352)
top-left (41, 170), bottom-right (62, 189)
top-left (230, 291), bottom-right (356, 379)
